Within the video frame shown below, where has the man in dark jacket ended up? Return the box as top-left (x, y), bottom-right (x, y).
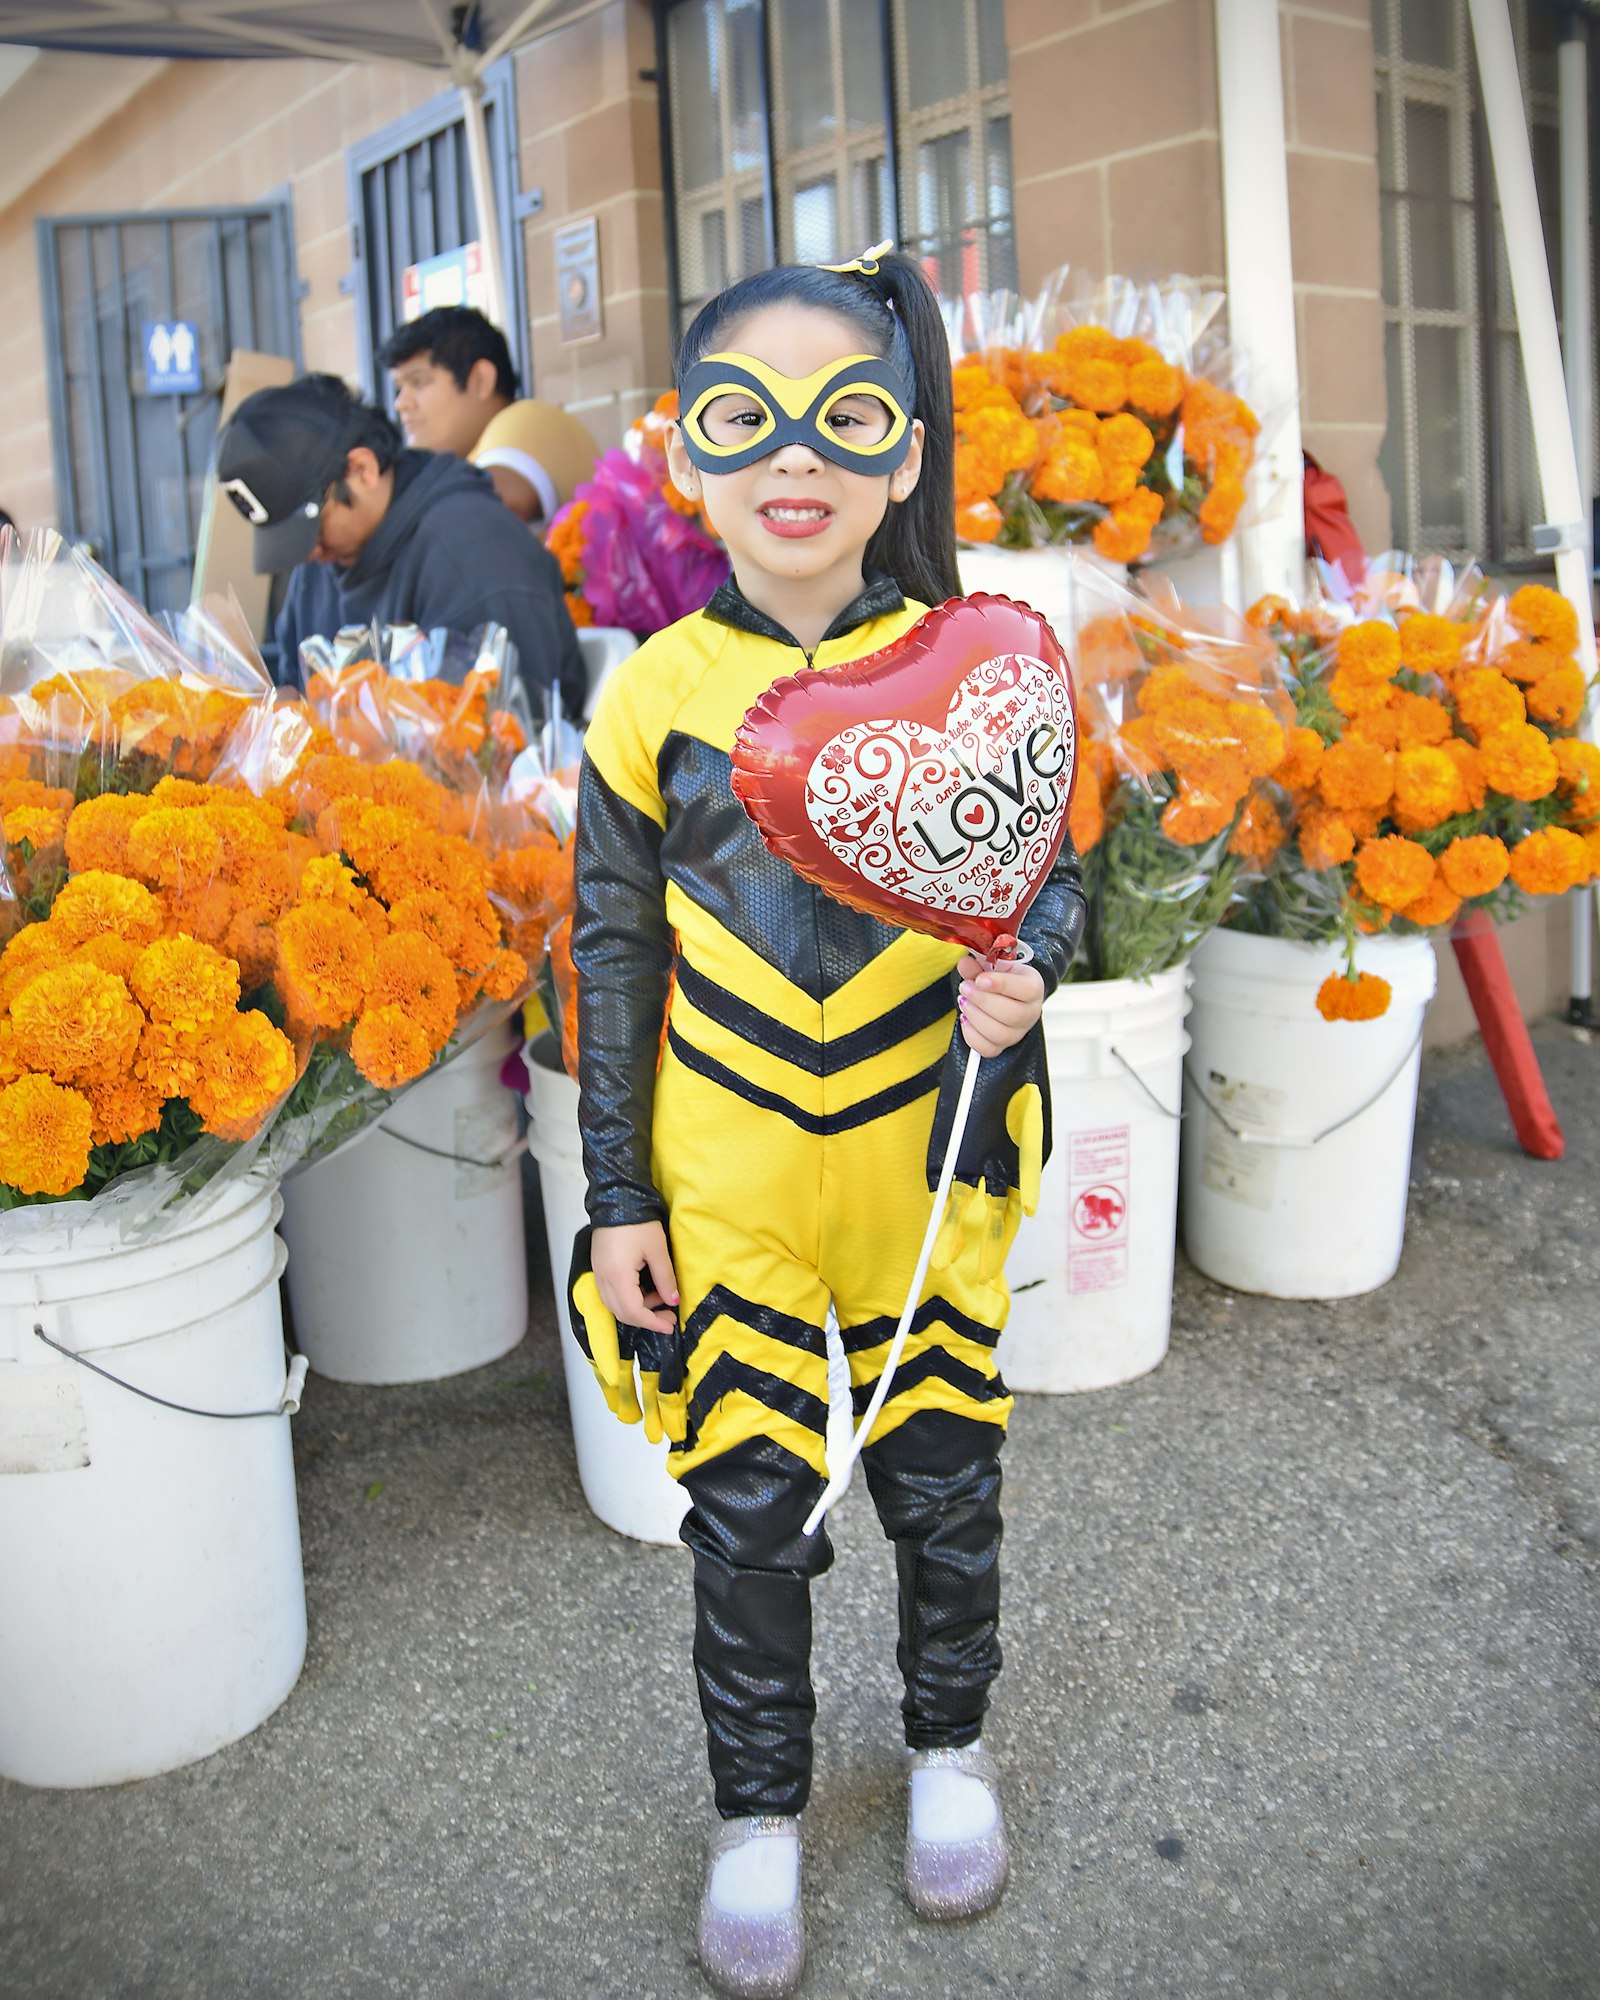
top-left (215, 372), bottom-right (585, 716)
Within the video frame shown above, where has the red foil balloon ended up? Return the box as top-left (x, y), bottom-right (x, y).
top-left (732, 592), bottom-right (1078, 957)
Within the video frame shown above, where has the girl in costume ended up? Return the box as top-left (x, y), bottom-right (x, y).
top-left (570, 247), bottom-right (1085, 1999)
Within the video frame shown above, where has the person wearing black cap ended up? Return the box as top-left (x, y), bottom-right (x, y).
top-left (216, 372), bottom-right (585, 715)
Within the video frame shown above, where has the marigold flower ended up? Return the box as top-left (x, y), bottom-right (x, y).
top-left (1335, 622), bottom-right (1402, 683)
top-left (350, 1003), bottom-right (435, 1090)
top-left (1398, 613), bottom-right (1464, 676)
top-left (1508, 825), bottom-right (1589, 895)
top-left (1497, 639), bottom-right (1560, 687)
top-left (1391, 691), bottom-right (1454, 749)
top-left (1328, 663), bottom-right (1399, 718)
top-left (1553, 737), bottom-right (1600, 821)
top-left (1092, 488), bottom-right (1163, 563)
top-left (10, 962), bottom-right (144, 1087)
top-left (1298, 806), bottom-right (1357, 872)
top-left (1030, 433), bottom-right (1102, 505)
top-left (1227, 794), bottom-right (1286, 867)
top-left (1453, 669), bottom-right (1526, 740)
top-left (1318, 738), bottom-right (1394, 811)
top-left (366, 930), bottom-right (459, 1052)
top-left (1509, 582), bottom-right (1579, 652)
top-left (1126, 356), bottom-right (1183, 418)
top-left (1160, 790), bottom-right (1234, 845)
top-left (0, 1073), bottom-right (94, 1196)
top-left (4, 805), bottom-right (68, 852)
top-left (1441, 737), bottom-right (1487, 811)
top-left (276, 902), bottom-right (374, 1029)
top-left (1438, 833), bottom-right (1510, 898)
top-left (84, 1075), bottom-right (164, 1148)
top-left (1354, 834), bottom-right (1436, 910)
top-left (1224, 703), bottom-right (1287, 780)
top-left (0, 925), bottom-right (66, 1012)
top-left (1068, 777), bottom-right (1104, 855)
top-left (1271, 726), bottom-right (1325, 793)
top-left (134, 1020), bottom-right (203, 1100)
top-left (1478, 722), bottom-right (1559, 802)
top-left (1392, 746), bottom-right (1470, 832)
top-left (1525, 660), bottom-right (1587, 729)
top-left (1198, 472), bottom-right (1247, 545)
top-left (1400, 876), bottom-right (1463, 929)
top-left (130, 935), bottom-right (241, 1032)
top-left (188, 1009), bottom-right (298, 1141)
top-left (480, 948), bottom-right (530, 1004)
top-left (47, 870), bottom-right (162, 949)
top-left (1315, 971), bottom-right (1392, 1023)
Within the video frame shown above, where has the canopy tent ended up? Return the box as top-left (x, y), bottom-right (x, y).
top-left (0, 1), bottom-right (595, 325)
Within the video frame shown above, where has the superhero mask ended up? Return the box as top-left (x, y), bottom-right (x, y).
top-left (677, 351), bottom-right (915, 476)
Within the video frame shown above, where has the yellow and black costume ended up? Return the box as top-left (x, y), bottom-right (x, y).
top-left (571, 574), bottom-right (1085, 1818)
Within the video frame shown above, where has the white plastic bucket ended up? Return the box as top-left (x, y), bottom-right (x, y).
top-left (998, 963), bottom-right (1191, 1393)
top-left (279, 1028), bottom-right (528, 1384)
top-left (0, 1178), bottom-right (306, 1789)
top-left (523, 1058), bottom-right (689, 1546)
top-left (1180, 929), bottom-right (1438, 1298)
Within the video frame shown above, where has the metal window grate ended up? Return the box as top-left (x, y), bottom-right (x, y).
top-left (37, 204), bottom-right (297, 615)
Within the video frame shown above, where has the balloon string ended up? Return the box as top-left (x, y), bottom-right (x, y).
top-left (802, 1044), bottom-right (982, 1537)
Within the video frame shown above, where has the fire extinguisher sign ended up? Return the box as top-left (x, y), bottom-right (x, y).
top-left (1067, 1125), bottom-right (1130, 1293)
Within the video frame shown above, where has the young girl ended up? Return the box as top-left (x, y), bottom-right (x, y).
top-left (569, 247), bottom-right (1085, 1998)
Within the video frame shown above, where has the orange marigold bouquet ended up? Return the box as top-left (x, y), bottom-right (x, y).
top-left (948, 273), bottom-right (1260, 565)
top-left (1062, 568), bottom-right (1295, 979)
top-left (0, 535), bottom-right (565, 1225)
top-left (1238, 561), bottom-right (1598, 1020)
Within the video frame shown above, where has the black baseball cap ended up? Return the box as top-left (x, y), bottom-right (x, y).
top-left (215, 376), bottom-right (365, 574)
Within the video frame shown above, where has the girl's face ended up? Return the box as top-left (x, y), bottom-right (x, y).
top-left (666, 304), bottom-right (924, 604)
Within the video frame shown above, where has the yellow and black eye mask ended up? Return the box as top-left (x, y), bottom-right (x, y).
top-left (677, 351), bottom-right (915, 476)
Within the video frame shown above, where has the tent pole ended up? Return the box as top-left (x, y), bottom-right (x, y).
top-left (1559, 15), bottom-right (1596, 1018)
top-left (461, 77), bottom-right (510, 334)
top-left (1214, 0), bottom-right (1304, 607)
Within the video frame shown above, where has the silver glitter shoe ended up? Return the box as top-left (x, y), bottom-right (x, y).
top-left (904, 1742), bottom-right (1009, 1920)
top-left (696, 1814), bottom-right (805, 1999)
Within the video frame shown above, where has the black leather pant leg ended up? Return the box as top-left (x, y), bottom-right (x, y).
top-left (678, 1437), bottom-right (834, 1819)
top-left (860, 1409), bottom-right (1005, 1752)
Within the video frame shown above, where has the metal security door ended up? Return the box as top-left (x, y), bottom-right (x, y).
top-left (37, 205), bottom-right (298, 614)
top-left (347, 63), bottom-right (527, 397)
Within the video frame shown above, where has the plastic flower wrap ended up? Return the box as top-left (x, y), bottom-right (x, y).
top-left (0, 532), bottom-right (567, 1235)
top-left (947, 271), bottom-right (1260, 564)
top-left (1061, 567), bottom-right (1294, 980)
top-left (546, 396), bottom-right (729, 637)
top-left (1238, 555), bottom-right (1599, 1019)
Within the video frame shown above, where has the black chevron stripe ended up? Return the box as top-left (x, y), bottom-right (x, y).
top-left (681, 1284), bottom-right (825, 1354)
top-left (674, 960), bottom-right (953, 1077)
top-left (848, 1345), bottom-right (1006, 1416)
top-left (836, 1293), bottom-right (998, 1355)
top-left (685, 1354), bottom-right (830, 1438)
top-left (666, 1025), bottom-right (943, 1135)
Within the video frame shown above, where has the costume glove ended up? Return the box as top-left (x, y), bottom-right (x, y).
top-left (569, 1231), bottom-right (689, 1445)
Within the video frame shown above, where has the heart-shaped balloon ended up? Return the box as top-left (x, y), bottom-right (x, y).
top-left (732, 593), bottom-right (1078, 956)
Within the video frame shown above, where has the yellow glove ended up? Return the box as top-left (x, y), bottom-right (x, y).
top-left (929, 1179), bottom-right (1023, 1283)
top-left (571, 1272), bottom-right (687, 1445)
top-left (1006, 1083), bottom-right (1044, 1216)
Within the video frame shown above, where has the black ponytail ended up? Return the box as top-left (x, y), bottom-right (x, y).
top-left (675, 251), bottom-right (961, 608)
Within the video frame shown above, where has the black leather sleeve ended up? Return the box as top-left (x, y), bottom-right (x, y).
top-left (572, 752), bottom-right (676, 1227)
top-left (925, 831), bottom-right (1089, 1196)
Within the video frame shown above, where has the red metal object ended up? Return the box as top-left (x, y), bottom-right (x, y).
top-left (1449, 909), bottom-right (1564, 1159)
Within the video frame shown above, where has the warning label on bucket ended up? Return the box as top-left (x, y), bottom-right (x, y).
top-left (1067, 1125), bottom-right (1129, 1292)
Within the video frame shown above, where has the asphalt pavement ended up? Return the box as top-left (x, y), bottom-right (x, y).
top-left (3, 1020), bottom-right (1598, 2000)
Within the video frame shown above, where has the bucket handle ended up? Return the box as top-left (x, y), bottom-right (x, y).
top-left (378, 1127), bottom-right (531, 1172)
top-left (1107, 1045), bottom-right (1182, 1120)
top-left (29, 1242), bottom-right (310, 1421)
top-left (1182, 1022), bottom-right (1425, 1150)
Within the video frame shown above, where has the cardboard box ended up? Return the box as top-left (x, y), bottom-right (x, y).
top-left (190, 348), bottom-right (295, 635)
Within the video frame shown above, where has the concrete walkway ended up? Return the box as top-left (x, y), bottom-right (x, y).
top-left (4, 1022), bottom-right (1598, 2000)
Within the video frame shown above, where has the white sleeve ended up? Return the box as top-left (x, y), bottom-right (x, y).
top-left (471, 445), bottom-right (559, 526)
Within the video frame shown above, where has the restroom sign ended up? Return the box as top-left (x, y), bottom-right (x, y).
top-left (1067, 1124), bottom-right (1129, 1293)
top-left (143, 320), bottom-right (201, 395)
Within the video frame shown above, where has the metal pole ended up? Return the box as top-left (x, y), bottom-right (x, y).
top-left (1559, 17), bottom-right (1596, 1017)
top-left (1465, 0), bottom-right (1597, 676)
top-left (461, 78), bottom-right (509, 332)
top-left (1214, 0), bottom-right (1305, 605)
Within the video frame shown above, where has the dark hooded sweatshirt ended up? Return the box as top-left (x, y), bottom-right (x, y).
top-left (274, 449), bottom-right (587, 718)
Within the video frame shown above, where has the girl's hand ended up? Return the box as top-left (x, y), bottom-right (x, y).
top-left (592, 1222), bottom-right (680, 1334)
top-left (956, 953), bottom-right (1046, 1057)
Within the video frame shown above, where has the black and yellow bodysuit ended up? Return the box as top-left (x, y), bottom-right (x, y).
top-left (571, 574), bottom-right (1085, 1818)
